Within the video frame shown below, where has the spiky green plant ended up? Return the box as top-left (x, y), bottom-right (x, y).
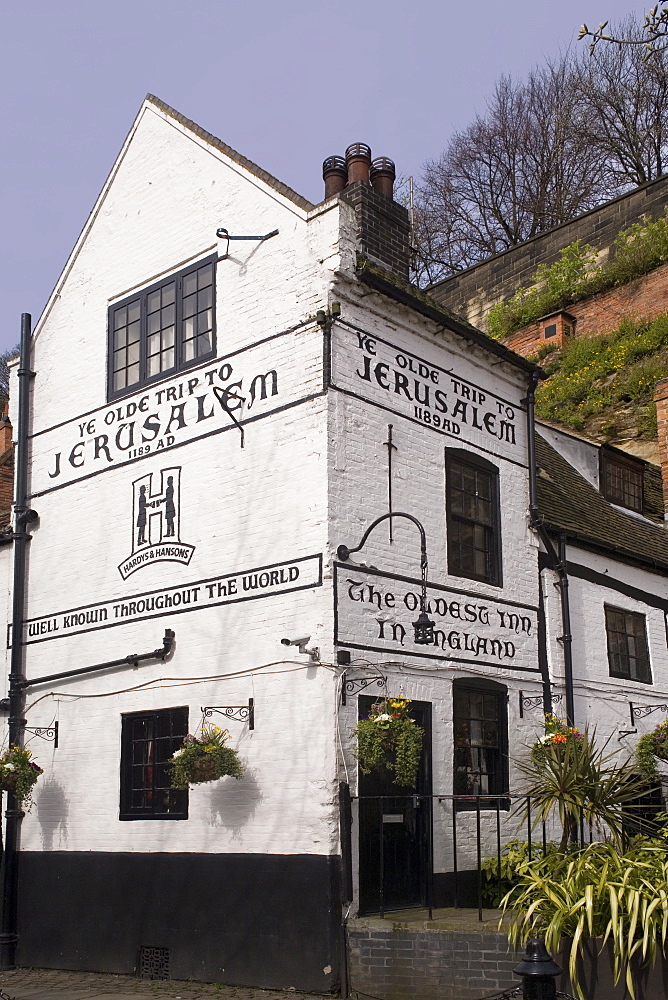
top-left (501, 840), bottom-right (668, 1000)
top-left (516, 722), bottom-right (647, 854)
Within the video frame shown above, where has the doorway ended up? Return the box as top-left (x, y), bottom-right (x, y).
top-left (357, 696), bottom-right (432, 915)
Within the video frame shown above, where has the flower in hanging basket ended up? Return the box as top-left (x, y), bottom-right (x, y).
top-left (635, 720), bottom-right (668, 782)
top-left (530, 713), bottom-right (583, 768)
top-left (169, 725), bottom-right (244, 790)
top-left (353, 698), bottom-right (424, 787)
top-left (0, 745), bottom-right (43, 808)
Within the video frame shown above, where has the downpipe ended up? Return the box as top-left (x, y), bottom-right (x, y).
top-left (0, 314), bottom-right (35, 969)
top-left (524, 371), bottom-right (575, 727)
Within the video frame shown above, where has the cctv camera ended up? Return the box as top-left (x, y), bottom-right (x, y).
top-left (280, 635), bottom-right (320, 664)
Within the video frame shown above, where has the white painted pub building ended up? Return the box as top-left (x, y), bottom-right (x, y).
top-left (2, 96), bottom-right (668, 990)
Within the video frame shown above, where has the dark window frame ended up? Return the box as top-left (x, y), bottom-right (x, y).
top-left (453, 678), bottom-right (509, 810)
top-left (120, 706), bottom-right (189, 820)
top-left (605, 604), bottom-right (652, 684)
top-left (445, 449), bottom-right (502, 587)
top-left (107, 255), bottom-right (217, 401)
top-left (600, 449), bottom-right (644, 513)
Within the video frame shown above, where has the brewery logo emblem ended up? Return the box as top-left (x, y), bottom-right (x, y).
top-left (118, 466), bottom-right (195, 580)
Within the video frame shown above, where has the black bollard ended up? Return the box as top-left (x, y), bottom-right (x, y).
top-left (513, 937), bottom-right (562, 1000)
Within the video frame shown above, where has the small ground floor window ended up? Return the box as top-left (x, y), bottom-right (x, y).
top-left (120, 706), bottom-right (189, 820)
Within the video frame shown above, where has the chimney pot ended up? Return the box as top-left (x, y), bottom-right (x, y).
top-left (322, 156), bottom-right (348, 199)
top-left (345, 143), bottom-right (372, 185)
top-left (370, 157), bottom-right (396, 199)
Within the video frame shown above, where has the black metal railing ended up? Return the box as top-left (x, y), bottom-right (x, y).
top-left (349, 791), bottom-right (593, 921)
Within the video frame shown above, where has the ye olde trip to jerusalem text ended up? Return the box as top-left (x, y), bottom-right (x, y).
top-left (12, 555), bottom-right (322, 645)
top-left (27, 323), bottom-right (330, 496)
top-left (44, 361), bottom-right (278, 485)
top-left (336, 329), bottom-right (521, 450)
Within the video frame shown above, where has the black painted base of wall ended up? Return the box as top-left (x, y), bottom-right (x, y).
top-left (16, 852), bottom-right (341, 992)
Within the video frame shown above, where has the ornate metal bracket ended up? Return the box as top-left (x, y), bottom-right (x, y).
top-left (340, 673), bottom-right (387, 706)
top-left (24, 721), bottom-right (58, 749)
top-left (619, 701), bottom-right (668, 738)
top-left (201, 699), bottom-right (254, 731)
top-left (518, 691), bottom-right (563, 718)
top-left (631, 701), bottom-right (668, 720)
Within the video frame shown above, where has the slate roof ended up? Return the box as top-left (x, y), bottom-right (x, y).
top-left (536, 433), bottom-right (668, 573)
top-left (146, 95), bottom-right (315, 213)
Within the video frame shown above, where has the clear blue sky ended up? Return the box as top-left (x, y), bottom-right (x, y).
top-left (0, 0), bottom-right (644, 353)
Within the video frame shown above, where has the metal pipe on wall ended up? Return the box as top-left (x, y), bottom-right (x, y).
top-left (524, 371), bottom-right (575, 726)
top-left (0, 313), bottom-right (34, 969)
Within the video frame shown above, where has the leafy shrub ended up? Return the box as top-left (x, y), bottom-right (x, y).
top-left (488, 241), bottom-right (597, 338)
top-left (487, 215), bottom-right (668, 338)
top-left (481, 838), bottom-right (560, 907)
top-left (635, 720), bottom-right (668, 781)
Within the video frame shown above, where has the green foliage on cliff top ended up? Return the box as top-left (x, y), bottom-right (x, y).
top-left (533, 313), bottom-right (668, 435)
top-left (488, 215), bottom-right (668, 339)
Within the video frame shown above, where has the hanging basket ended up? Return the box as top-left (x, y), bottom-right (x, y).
top-left (0, 772), bottom-right (19, 794)
top-left (0, 746), bottom-right (43, 808)
top-left (169, 725), bottom-right (244, 790)
top-left (189, 753), bottom-right (226, 783)
top-left (353, 699), bottom-right (424, 788)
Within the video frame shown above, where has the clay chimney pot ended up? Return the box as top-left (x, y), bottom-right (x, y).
top-left (322, 156), bottom-right (348, 199)
top-left (345, 143), bottom-right (372, 185)
top-left (370, 157), bottom-right (396, 199)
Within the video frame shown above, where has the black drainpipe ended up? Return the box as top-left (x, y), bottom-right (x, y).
top-left (525, 372), bottom-right (575, 726)
top-left (0, 314), bottom-right (35, 969)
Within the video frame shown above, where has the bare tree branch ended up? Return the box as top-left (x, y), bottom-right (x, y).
top-left (413, 30), bottom-right (668, 286)
top-left (580, 4), bottom-right (668, 53)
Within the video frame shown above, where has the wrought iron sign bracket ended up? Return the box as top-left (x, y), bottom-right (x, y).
top-left (201, 699), bottom-right (254, 730)
top-left (216, 227), bottom-right (279, 260)
top-left (619, 701), bottom-right (668, 738)
top-left (0, 706), bottom-right (60, 749)
top-left (340, 673), bottom-right (387, 706)
top-left (631, 701), bottom-right (668, 720)
top-left (23, 722), bottom-right (59, 749)
top-left (518, 690), bottom-right (563, 718)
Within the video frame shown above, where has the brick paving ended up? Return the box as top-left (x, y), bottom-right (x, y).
top-left (0, 968), bottom-right (329, 1000)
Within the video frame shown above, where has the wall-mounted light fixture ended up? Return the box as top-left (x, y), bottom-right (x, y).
top-left (337, 512), bottom-right (435, 646)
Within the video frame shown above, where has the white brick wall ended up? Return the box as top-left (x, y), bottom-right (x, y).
top-left (2, 95), bottom-right (667, 894)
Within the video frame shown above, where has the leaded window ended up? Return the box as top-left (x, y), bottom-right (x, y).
top-left (120, 707), bottom-right (188, 820)
top-left (453, 681), bottom-right (508, 806)
top-left (446, 452), bottom-right (501, 586)
top-left (109, 257), bottom-right (215, 399)
top-left (605, 605), bottom-right (652, 683)
top-left (601, 450), bottom-right (643, 513)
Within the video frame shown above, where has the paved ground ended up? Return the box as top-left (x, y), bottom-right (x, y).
top-left (0, 968), bottom-right (329, 1000)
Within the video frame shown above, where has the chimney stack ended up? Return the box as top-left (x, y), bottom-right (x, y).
top-left (654, 378), bottom-right (668, 519)
top-left (322, 141), bottom-right (410, 278)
